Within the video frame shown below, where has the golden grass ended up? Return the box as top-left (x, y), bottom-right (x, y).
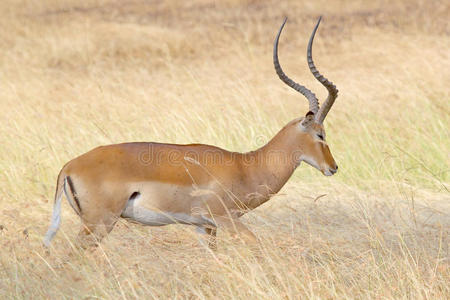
top-left (0, 0), bottom-right (449, 298)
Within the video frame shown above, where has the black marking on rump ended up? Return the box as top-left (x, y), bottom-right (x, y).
top-left (66, 176), bottom-right (82, 214)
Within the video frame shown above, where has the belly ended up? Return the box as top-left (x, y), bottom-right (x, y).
top-left (125, 181), bottom-right (222, 214)
top-left (122, 181), bottom-right (216, 227)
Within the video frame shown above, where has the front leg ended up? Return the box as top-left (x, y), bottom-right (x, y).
top-left (214, 216), bottom-right (257, 244)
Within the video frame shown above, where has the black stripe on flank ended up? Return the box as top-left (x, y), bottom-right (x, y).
top-left (66, 176), bottom-right (82, 214)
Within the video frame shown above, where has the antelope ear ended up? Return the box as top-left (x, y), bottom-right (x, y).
top-left (300, 111), bottom-right (315, 128)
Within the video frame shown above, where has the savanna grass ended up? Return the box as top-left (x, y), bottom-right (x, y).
top-left (0, 0), bottom-right (448, 298)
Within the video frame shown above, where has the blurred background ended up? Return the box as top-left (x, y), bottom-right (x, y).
top-left (0, 0), bottom-right (448, 298)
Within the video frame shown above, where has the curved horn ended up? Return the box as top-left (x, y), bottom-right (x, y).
top-left (307, 16), bottom-right (339, 124)
top-left (274, 17), bottom-right (319, 114)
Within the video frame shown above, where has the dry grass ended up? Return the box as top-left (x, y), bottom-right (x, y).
top-left (0, 0), bottom-right (449, 298)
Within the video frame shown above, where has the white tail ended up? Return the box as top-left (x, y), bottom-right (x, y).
top-left (43, 181), bottom-right (64, 247)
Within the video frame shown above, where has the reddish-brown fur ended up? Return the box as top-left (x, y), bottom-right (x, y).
top-left (48, 117), bottom-right (337, 248)
top-left (44, 17), bottom-right (339, 249)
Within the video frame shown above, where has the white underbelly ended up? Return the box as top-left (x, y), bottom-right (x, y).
top-left (122, 181), bottom-right (221, 224)
top-left (121, 188), bottom-right (215, 227)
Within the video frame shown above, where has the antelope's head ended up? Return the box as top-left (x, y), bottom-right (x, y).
top-left (274, 17), bottom-right (339, 176)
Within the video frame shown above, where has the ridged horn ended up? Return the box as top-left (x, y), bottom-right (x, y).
top-left (274, 17), bottom-right (319, 115)
top-left (307, 16), bottom-right (339, 124)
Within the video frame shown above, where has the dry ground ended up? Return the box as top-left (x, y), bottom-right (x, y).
top-left (0, 0), bottom-right (449, 299)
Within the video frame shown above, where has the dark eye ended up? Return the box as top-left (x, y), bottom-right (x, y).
top-left (317, 134), bottom-right (324, 140)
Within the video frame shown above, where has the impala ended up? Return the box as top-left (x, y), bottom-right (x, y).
top-left (44, 16), bottom-right (339, 249)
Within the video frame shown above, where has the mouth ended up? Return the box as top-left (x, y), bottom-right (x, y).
top-left (323, 168), bottom-right (337, 176)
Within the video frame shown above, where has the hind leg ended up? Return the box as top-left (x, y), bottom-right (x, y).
top-left (196, 226), bottom-right (217, 250)
top-left (205, 227), bottom-right (217, 249)
top-left (76, 208), bottom-right (122, 249)
top-left (76, 219), bottom-right (117, 249)
top-left (71, 183), bottom-right (129, 249)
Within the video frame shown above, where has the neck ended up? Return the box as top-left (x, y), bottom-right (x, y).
top-left (245, 124), bottom-right (302, 198)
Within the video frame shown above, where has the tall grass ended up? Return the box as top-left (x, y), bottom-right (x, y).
top-left (0, 0), bottom-right (448, 298)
